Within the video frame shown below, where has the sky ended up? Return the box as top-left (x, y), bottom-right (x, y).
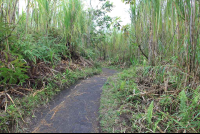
top-left (83, 0), bottom-right (131, 26)
top-left (19, 0), bottom-right (131, 26)
top-left (19, 0), bottom-right (26, 12)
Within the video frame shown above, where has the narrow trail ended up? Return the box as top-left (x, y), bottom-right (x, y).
top-left (30, 68), bottom-right (117, 133)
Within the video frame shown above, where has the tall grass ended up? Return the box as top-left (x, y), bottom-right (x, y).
top-left (0, 0), bottom-right (93, 86)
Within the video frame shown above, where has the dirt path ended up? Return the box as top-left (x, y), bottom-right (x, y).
top-left (30, 68), bottom-right (117, 133)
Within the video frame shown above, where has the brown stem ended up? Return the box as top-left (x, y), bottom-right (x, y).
top-left (138, 45), bottom-right (148, 60)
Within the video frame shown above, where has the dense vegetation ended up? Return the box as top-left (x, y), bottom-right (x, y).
top-left (100, 0), bottom-right (200, 133)
top-left (0, 0), bottom-right (102, 132)
top-left (100, 66), bottom-right (200, 133)
top-left (0, 0), bottom-right (199, 133)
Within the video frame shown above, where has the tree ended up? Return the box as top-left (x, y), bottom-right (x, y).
top-left (26, 0), bottom-right (30, 34)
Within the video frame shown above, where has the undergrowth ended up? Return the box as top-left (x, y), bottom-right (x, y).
top-left (100, 65), bottom-right (200, 133)
top-left (0, 67), bottom-right (101, 132)
top-left (100, 60), bottom-right (129, 71)
top-left (0, 11), bottom-right (101, 132)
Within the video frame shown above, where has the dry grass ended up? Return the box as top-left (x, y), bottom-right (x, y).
top-left (100, 66), bottom-right (200, 133)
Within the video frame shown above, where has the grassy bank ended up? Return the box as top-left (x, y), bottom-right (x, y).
top-left (0, 67), bottom-right (102, 132)
top-left (100, 66), bottom-right (200, 133)
top-left (100, 61), bottom-right (129, 71)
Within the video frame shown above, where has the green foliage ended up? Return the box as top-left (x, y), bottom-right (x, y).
top-left (120, 81), bottom-right (126, 91)
top-left (100, 66), bottom-right (200, 133)
top-left (179, 90), bottom-right (188, 112)
top-left (147, 101), bottom-right (154, 124)
top-left (0, 0), bottom-right (199, 132)
top-left (62, 0), bottom-right (87, 43)
top-left (11, 36), bottom-right (68, 64)
top-left (0, 57), bottom-right (29, 86)
top-left (159, 95), bottom-right (172, 106)
top-left (0, 67), bottom-right (101, 132)
top-left (193, 87), bottom-right (200, 105)
top-left (130, 57), bottom-right (139, 66)
top-left (0, 22), bottom-right (11, 42)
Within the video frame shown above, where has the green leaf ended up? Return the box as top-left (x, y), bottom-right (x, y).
top-left (147, 101), bottom-right (154, 124)
top-left (179, 90), bottom-right (187, 111)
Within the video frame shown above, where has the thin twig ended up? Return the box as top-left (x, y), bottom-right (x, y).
top-left (17, 87), bottom-right (32, 92)
top-left (11, 88), bottom-right (26, 96)
top-left (4, 87), bottom-right (7, 112)
top-left (157, 126), bottom-right (164, 133)
top-left (6, 93), bottom-right (26, 123)
top-left (133, 88), bottom-right (164, 97)
top-left (33, 88), bottom-right (46, 97)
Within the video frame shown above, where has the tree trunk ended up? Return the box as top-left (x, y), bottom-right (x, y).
top-left (148, 2), bottom-right (155, 66)
top-left (148, 14), bottom-right (154, 66)
top-left (0, 1), bottom-right (4, 20)
top-left (184, 1), bottom-right (190, 86)
top-left (26, 0), bottom-right (30, 34)
top-left (11, 0), bottom-right (18, 24)
top-left (17, 0), bottom-right (19, 20)
top-left (190, 0), bottom-right (196, 75)
top-left (103, 49), bottom-right (106, 60)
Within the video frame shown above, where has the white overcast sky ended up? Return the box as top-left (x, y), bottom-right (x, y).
top-left (19, 0), bottom-right (131, 26)
top-left (83, 0), bottom-right (131, 26)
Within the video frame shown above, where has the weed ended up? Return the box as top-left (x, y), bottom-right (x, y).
top-left (147, 101), bottom-right (154, 124)
top-left (0, 55), bottom-right (29, 86)
top-left (0, 67), bottom-right (101, 132)
top-left (100, 66), bottom-right (200, 133)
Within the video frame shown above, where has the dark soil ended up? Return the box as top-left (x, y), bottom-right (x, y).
top-left (28, 68), bottom-right (117, 133)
